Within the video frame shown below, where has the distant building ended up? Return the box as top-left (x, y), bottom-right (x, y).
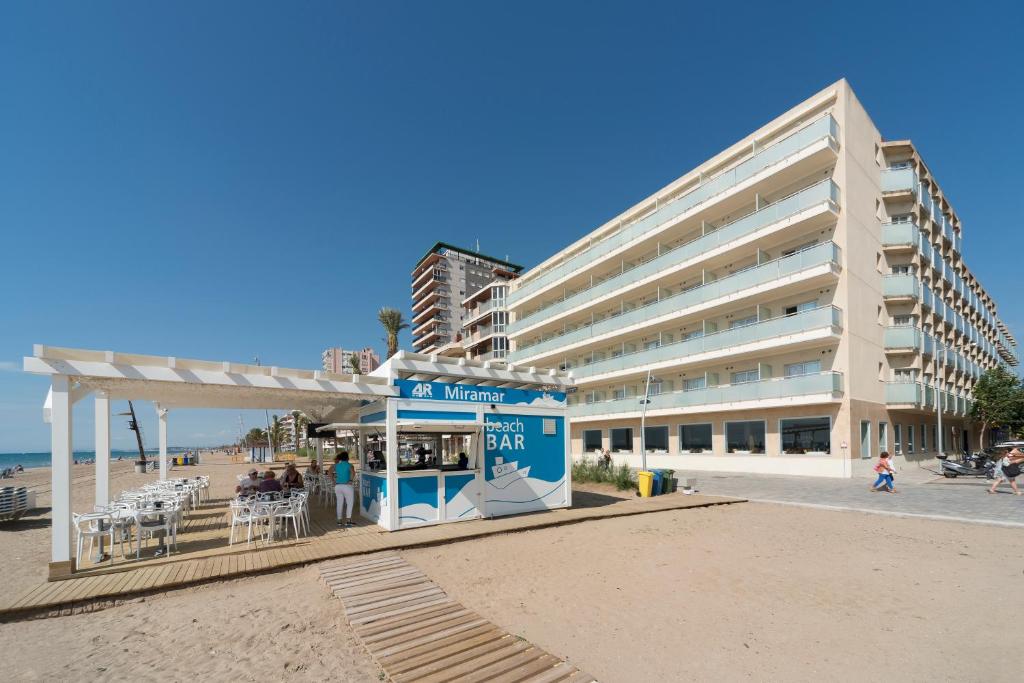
top-left (411, 242), bottom-right (523, 355)
top-left (322, 346), bottom-right (381, 374)
top-left (460, 269), bottom-right (519, 361)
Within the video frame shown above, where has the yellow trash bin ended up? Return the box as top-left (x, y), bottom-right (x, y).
top-left (637, 471), bottom-right (654, 497)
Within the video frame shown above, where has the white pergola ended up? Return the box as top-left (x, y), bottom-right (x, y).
top-left (23, 344), bottom-right (397, 576)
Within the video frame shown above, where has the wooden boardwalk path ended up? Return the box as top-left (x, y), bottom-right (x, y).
top-left (0, 492), bottom-right (742, 620)
top-left (321, 554), bottom-right (596, 683)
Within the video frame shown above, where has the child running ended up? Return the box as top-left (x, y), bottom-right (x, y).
top-left (870, 451), bottom-right (896, 493)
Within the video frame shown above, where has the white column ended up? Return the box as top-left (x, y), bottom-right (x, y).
top-left (94, 391), bottom-right (110, 507)
top-left (50, 376), bottom-right (73, 568)
top-left (385, 398), bottom-right (399, 531)
top-left (157, 404), bottom-right (168, 480)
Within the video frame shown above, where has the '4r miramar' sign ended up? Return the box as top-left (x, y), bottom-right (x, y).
top-left (395, 379), bottom-right (566, 407)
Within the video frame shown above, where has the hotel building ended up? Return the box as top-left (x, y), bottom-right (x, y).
top-left (322, 346), bottom-right (381, 375)
top-left (459, 268), bottom-right (519, 361)
top-left (411, 242), bottom-right (522, 355)
top-left (505, 80), bottom-right (1018, 477)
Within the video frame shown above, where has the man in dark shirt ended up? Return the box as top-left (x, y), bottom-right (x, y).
top-left (259, 470), bottom-right (283, 493)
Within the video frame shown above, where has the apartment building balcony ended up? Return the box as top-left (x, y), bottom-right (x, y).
top-left (510, 178), bottom-right (840, 334)
top-left (885, 381), bottom-right (928, 408)
top-left (880, 167), bottom-right (916, 195)
top-left (464, 299), bottom-right (499, 327)
top-left (411, 274), bottom-right (448, 302)
top-left (413, 326), bottom-right (449, 350)
top-left (509, 115), bottom-right (840, 310)
top-left (569, 305), bottom-right (842, 384)
top-left (411, 263), bottom-right (447, 290)
top-left (882, 274), bottom-right (920, 301)
top-left (570, 371), bottom-right (843, 422)
top-left (412, 286), bottom-right (447, 312)
top-left (464, 325), bottom-right (502, 349)
top-left (510, 241), bottom-right (842, 364)
top-left (880, 222), bottom-right (919, 250)
top-left (413, 314), bottom-right (449, 337)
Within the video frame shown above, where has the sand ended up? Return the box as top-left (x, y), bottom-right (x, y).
top-left (0, 565), bottom-right (380, 681)
top-left (405, 502), bottom-right (1024, 682)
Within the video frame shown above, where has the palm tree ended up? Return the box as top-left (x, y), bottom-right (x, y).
top-left (378, 307), bottom-right (408, 359)
top-left (349, 353), bottom-right (363, 375)
top-left (269, 414), bottom-right (286, 450)
top-left (290, 410), bottom-right (308, 454)
top-left (244, 427), bottom-right (267, 448)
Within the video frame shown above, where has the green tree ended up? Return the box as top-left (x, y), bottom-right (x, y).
top-left (349, 353), bottom-right (362, 375)
top-left (243, 427), bottom-right (267, 448)
top-left (268, 414), bottom-right (287, 449)
top-left (290, 410), bottom-right (308, 454)
top-left (378, 307), bottom-right (409, 359)
top-left (969, 367), bottom-right (1024, 449)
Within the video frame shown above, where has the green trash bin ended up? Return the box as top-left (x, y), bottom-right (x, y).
top-left (660, 470), bottom-right (672, 494)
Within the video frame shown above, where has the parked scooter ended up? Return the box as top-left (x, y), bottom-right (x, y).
top-left (936, 451), bottom-right (995, 478)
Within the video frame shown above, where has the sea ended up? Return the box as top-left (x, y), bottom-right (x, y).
top-left (0, 449), bottom-right (191, 470)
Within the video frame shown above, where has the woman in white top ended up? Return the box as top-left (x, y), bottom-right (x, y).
top-left (988, 447), bottom-right (1023, 495)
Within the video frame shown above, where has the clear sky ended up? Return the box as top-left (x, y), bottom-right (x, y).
top-left (1, 1), bottom-right (1021, 452)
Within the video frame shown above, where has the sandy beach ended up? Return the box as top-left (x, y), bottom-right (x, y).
top-left (2, 463), bottom-right (1022, 681)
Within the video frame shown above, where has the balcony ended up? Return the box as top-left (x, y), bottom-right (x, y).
top-left (884, 326), bottom-right (922, 352)
top-left (511, 179), bottom-right (840, 332)
top-left (411, 275), bottom-right (447, 302)
top-left (510, 115), bottom-right (840, 308)
top-left (880, 167), bottom-right (916, 194)
top-left (464, 299), bottom-right (499, 326)
top-left (885, 382), bottom-right (924, 406)
top-left (511, 241), bottom-right (842, 362)
top-left (570, 371), bottom-right (843, 419)
top-left (570, 306), bottom-right (842, 382)
top-left (881, 222), bottom-right (918, 249)
top-left (882, 274), bottom-right (919, 300)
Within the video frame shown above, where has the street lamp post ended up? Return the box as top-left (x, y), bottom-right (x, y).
top-left (934, 353), bottom-right (944, 458)
top-left (639, 369), bottom-right (652, 473)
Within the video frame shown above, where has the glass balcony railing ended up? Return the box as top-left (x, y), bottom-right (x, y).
top-left (881, 167), bottom-right (916, 193)
top-left (510, 115), bottom-right (840, 307)
top-left (510, 179), bottom-right (840, 331)
top-left (510, 241), bottom-right (841, 361)
top-left (570, 371), bottom-right (843, 418)
top-left (881, 222), bottom-right (917, 247)
top-left (921, 287), bottom-right (934, 310)
top-left (569, 306), bottom-right (842, 380)
top-left (884, 326), bottom-right (922, 350)
top-left (886, 382), bottom-right (923, 405)
top-left (883, 274), bottom-right (920, 299)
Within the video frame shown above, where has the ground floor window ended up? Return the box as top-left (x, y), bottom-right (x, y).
top-left (906, 424), bottom-right (915, 453)
top-left (610, 427), bottom-right (633, 453)
top-left (780, 417), bottom-right (830, 454)
top-left (895, 425), bottom-right (902, 455)
top-left (583, 429), bottom-right (602, 453)
top-left (921, 424), bottom-right (927, 452)
top-left (878, 422), bottom-right (889, 455)
top-left (726, 421), bottom-right (766, 454)
top-left (679, 424), bottom-right (712, 453)
top-left (644, 426), bottom-right (669, 453)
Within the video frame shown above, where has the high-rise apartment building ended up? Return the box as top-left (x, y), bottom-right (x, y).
top-left (505, 79), bottom-right (1018, 478)
top-left (322, 346), bottom-right (381, 375)
top-left (411, 242), bottom-right (522, 355)
top-left (460, 268), bottom-right (519, 361)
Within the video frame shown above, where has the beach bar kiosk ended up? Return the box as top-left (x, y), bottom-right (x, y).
top-left (323, 352), bottom-right (575, 531)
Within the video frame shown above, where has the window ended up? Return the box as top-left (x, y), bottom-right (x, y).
top-left (895, 425), bottom-right (902, 455)
top-left (931, 425), bottom-right (937, 452)
top-left (878, 422), bottom-right (889, 455)
top-left (860, 421), bottom-right (872, 459)
top-left (889, 161), bottom-right (912, 170)
top-left (906, 424), bottom-right (914, 453)
top-left (784, 361), bottom-right (821, 377)
top-left (729, 315), bottom-right (758, 329)
top-left (894, 368), bottom-right (917, 382)
top-left (890, 213), bottom-right (912, 223)
top-left (726, 421), bottom-right (766, 454)
top-left (731, 369), bottom-right (759, 384)
top-left (920, 424), bottom-right (927, 452)
top-left (893, 315), bottom-right (913, 327)
top-left (610, 428), bottom-right (633, 453)
top-left (683, 377), bottom-right (706, 392)
top-left (679, 424), bottom-right (712, 453)
top-left (583, 430), bottom-right (602, 453)
top-left (784, 301), bottom-right (818, 316)
top-left (782, 241), bottom-right (817, 257)
top-left (891, 265), bottom-right (911, 275)
top-left (780, 417), bottom-right (830, 454)
top-left (644, 426), bottom-right (669, 453)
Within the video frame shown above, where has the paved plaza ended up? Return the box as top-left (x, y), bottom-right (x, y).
top-left (682, 465), bottom-right (1024, 527)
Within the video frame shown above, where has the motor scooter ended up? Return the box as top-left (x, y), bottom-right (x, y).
top-left (936, 451), bottom-right (995, 478)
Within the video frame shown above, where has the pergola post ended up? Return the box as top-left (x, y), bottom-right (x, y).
top-left (157, 404), bottom-right (168, 480)
top-left (94, 391), bottom-right (110, 507)
top-left (50, 376), bottom-right (74, 577)
top-left (385, 398), bottom-right (399, 531)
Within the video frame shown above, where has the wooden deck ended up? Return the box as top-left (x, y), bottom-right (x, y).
top-left (0, 491), bottom-right (743, 620)
top-left (320, 554), bottom-right (596, 682)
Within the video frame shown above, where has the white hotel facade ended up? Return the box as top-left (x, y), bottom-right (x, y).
top-left (505, 80), bottom-right (1018, 477)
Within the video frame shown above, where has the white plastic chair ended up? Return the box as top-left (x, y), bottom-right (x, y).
top-left (273, 497), bottom-right (304, 540)
top-left (228, 500), bottom-right (258, 546)
top-left (73, 512), bottom-right (115, 566)
top-left (135, 506), bottom-right (177, 558)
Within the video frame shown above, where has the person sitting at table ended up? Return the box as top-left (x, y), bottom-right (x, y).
top-left (415, 446), bottom-right (428, 469)
top-left (258, 470), bottom-right (283, 493)
top-left (236, 468), bottom-right (261, 495)
top-left (281, 462), bottom-right (304, 489)
top-left (457, 452), bottom-right (469, 470)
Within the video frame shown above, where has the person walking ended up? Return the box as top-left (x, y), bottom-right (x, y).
top-left (332, 451), bottom-right (355, 527)
top-left (988, 447), bottom-right (1023, 495)
top-left (870, 451), bottom-right (896, 493)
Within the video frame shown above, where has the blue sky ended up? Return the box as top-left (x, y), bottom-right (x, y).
top-left (1, 1), bottom-right (1021, 452)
